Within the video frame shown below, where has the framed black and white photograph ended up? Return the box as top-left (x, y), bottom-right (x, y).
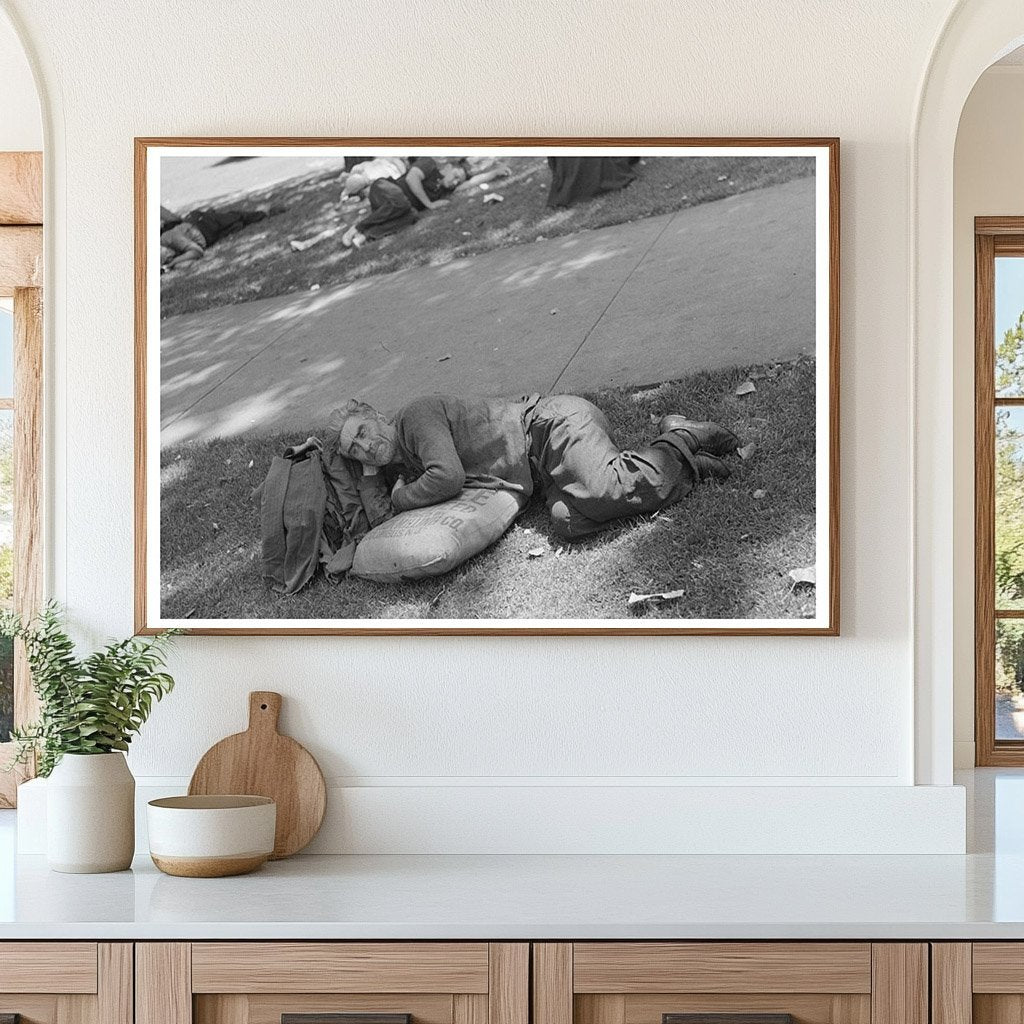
top-left (135, 137), bottom-right (839, 635)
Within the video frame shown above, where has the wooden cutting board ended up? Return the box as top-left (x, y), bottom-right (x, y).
top-left (188, 691), bottom-right (326, 859)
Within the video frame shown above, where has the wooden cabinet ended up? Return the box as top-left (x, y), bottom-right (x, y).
top-left (932, 943), bottom-right (1024, 1024)
top-left (0, 943), bottom-right (132, 1024)
top-left (136, 944), bottom-right (528, 1024)
top-left (532, 944), bottom-right (928, 1024)
top-left (0, 937), bottom-right (977, 1024)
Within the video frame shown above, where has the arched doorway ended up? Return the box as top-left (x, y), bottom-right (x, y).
top-left (914, 2), bottom-right (1024, 785)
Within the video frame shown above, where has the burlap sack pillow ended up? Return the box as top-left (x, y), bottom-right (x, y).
top-left (350, 488), bottom-right (526, 583)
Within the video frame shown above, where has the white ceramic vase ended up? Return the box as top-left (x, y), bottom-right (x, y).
top-left (46, 752), bottom-right (135, 873)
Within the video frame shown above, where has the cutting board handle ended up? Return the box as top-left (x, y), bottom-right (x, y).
top-left (248, 691), bottom-right (282, 734)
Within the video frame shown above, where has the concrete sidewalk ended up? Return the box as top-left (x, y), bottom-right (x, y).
top-left (160, 176), bottom-right (815, 446)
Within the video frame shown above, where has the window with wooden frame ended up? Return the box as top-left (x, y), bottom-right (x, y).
top-left (0, 151), bottom-right (43, 806)
top-left (975, 217), bottom-right (1024, 764)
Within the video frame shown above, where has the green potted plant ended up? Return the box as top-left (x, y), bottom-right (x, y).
top-left (2, 603), bottom-right (178, 873)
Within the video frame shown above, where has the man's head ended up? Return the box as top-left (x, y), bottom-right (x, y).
top-left (439, 163), bottom-right (467, 190)
top-left (329, 398), bottom-right (399, 466)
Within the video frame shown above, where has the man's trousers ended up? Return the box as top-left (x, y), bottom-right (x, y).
top-left (525, 394), bottom-right (695, 539)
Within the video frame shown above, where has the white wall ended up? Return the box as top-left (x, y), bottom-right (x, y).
top-left (1, 0), bottom-right (973, 852)
top-left (952, 66), bottom-right (1024, 767)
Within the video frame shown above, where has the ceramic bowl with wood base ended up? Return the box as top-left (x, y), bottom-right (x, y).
top-left (147, 795), bottom-right (276, 877)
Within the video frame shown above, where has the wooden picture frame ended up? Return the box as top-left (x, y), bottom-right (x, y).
top-left (136, 137), bottom-right (839, 636)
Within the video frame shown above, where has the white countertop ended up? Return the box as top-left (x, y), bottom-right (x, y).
top-left (2, 769), bottom-right (1022, 941)
top-left (0, 849), bottom-right (1023, 940)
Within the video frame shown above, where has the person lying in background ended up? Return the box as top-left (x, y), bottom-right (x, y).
top-left (327, 393), bottom-right (740, 541)
top-left (159, 201), bottom-right (282, 271)
top-left (160, 204), bottom-right (183, 232)
top-left (339, 156), bottom-right (410, 198)
top-left (340, 157), bottom-right (466, 248)
top-left (292, 156), bottom-right (508, 254)
top-left (160, 221), bottom-right (207, 271)
top-left (452, 155), bottom-right (511, 192)
top-left (185, 202), bottom-right (280, 249)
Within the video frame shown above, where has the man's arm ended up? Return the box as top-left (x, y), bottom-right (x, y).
top-left (391, 405), bottom-right (466, 511)
top-left (403, 166), bottom-right (447, 210)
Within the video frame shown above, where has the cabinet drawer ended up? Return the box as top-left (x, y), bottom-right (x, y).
top-left (572, 944), bottom-right (872, 994)
top-left (191, 943), bottom-right (491, 994)
top-left (139, 943), bottom-right (529, 1024)
top-left (0, 942), bottom-right (99, 994)
top-left (0, 943), bottom-right (130, 1024)
top-left (534, 944), bottom-right (925, 1024)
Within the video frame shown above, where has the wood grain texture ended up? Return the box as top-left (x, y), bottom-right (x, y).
top-left (573, 943), bottom-right (871, 994)
top-left (0, 747), bottom-right (31, 808)
top-left (577, 996), bottom-right (626, 1024)
top-left (662, 1016), bottom-right (792, 1024)
top-left (188, 691), bottom-right (326, 859)
top-left (488, 944), bottom-right (528, 1024)
top-left (870, 945), bottom-right (927, 1024)
top-left (195, 994), bottom-right (248, 1024)
top-left (993, 238), bottom-right (1024, 256)
top-left (0, 998), bottom-right (58, 1024)
top-left (0, 226), bottom-right (41, 295)
top-left (973, 227), bottom-right (1024, 765)
top-left (243, 995), bottom-right (450, 1024)
top-left (57, 993), bottom-right (95, 1024)
top-left (973, 995), bottom-right (1024, 1024)
top-left (972, 227), bottom-right (1024, 765)
top-left (0, 943), bottom-right (97, 993)
top-left (136, 943), bottom-right (192, 1024)
top-left (977, 218), bottom-right (1024, 236)
top-left (0, 153), bottom-right (42, 224)
top-left (971, 944), bottom-right (1024, 992)
top-left (826, 132), bottom-right (841, 637)
top-left (98, 945), bottom-right (133, 1024)
top-left (133, 136), bottom-right (148, 635)
top-left (281, 1015), bottom-right (410, 1024)
top-left (976, 229), bottom-right (998, 765)
top-left (191, 943), bottom-right (489, 994)
top-left (931, 944), bottom-right (971, 1024)
top-left (622, 994), bottom-right (870, 1024)
top-left (453, 994), bottom-right (487, 1024)
top-left (151, 853), bottom-right (269, 877)
top-left (134, 135), bottom-right (839, 637)
top-left (0, 285), bottom-right (43, 805)
top-left (14, 286), bottom-right (43, 727)
top-left (533, 945), bottom-right (572, 1024)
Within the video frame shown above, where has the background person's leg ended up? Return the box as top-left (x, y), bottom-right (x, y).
top-left (357, 179), bottom-right (416, 240)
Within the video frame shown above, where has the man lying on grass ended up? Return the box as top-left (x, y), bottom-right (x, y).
top-left (328, 393), bottom-right (742, 540)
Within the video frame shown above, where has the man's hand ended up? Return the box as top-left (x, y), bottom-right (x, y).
top-left (430, 198), bottom-right (450, 209)
top-left (391, 475), bottom-right (406, 500)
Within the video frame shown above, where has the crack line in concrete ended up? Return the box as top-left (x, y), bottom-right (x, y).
top-left (547, 209), bottom-right (681, 393)
top-left (161, 317), bottom-right (298, 428)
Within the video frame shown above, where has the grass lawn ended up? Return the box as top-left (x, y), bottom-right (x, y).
top-left (160, 355), bottom-right (817, 622)
top-left (161, 155), bottom-right (814, 318)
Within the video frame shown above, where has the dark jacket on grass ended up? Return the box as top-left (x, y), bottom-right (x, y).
top-left (257, 440), bottom-right (391, 595)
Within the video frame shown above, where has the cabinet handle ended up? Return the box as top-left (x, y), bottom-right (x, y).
top-left (283, 1015), bottom-right (411, 1024)
top-left (664, 1016), bottom-right (794, 1024)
